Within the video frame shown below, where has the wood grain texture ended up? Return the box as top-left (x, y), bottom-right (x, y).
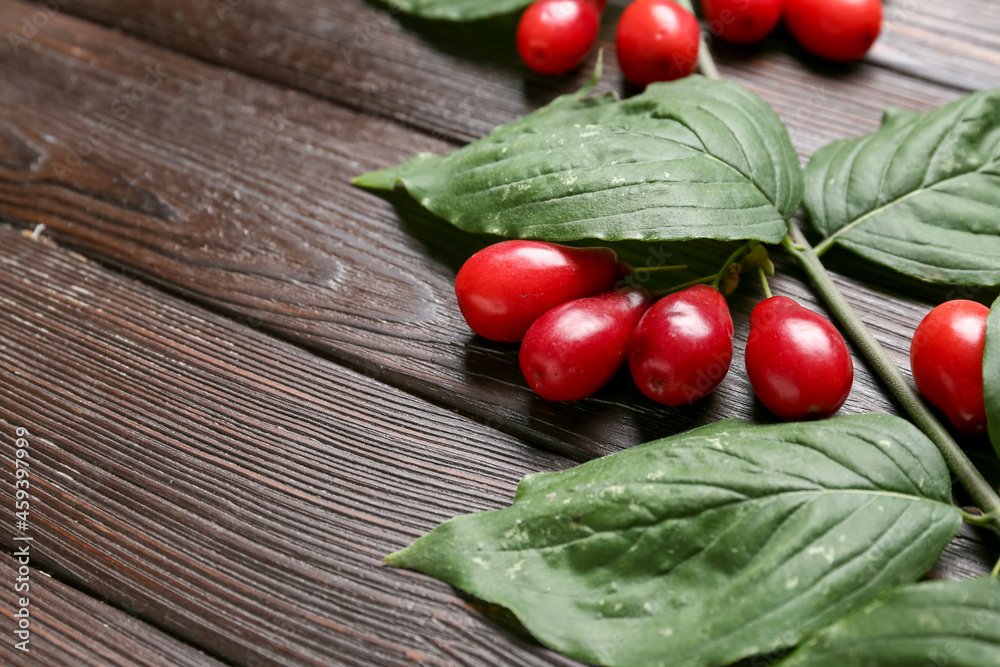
top-left (0, 229), bottom-right (990, 667)
top-left (869, 0), bottom-right (1000, 92)
top-left (0, 227), bottom-right (582, 666)
top-left (0, 0), bottom-right (996, 662)
top-left (48, 0), bottom-right (999, 149)
top-left (3, 0), bottom-right (995, 463)
top-left (0, 555), bottom-right (223, 667)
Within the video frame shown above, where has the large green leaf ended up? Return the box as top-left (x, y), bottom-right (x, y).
top-left (386, 0), bottom-right (532, 21)
top-left (804, 89), bottom-right (1000, 286)
top-left (986, 295), bottom-right (1000, 455)
top-left (386, 415), bottom-right (960, 667)
top-left (355, 74), bottom-right (802, 244)
top-left (777, 577), bottom-right (1000, 667)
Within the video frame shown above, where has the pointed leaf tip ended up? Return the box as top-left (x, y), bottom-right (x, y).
top-left (387, 415), bottom-right (959, 667)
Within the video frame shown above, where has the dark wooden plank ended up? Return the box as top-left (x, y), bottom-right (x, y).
top-left (0, 555), bottom-right (223, 666)
top-left (2, 1), bottom-right (989, 463)
top-left (0, 231), bottom-right (990, 667)
top-left (0, 226), bottom-right (582, 666)
top-left (869, 0), bottom-right (1000, 92)
top-left (48, 0), bottom-right (999, 150)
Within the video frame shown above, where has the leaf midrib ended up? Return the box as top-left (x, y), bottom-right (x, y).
top-left (478, 487), bottom-right (952, 556)
top-left (817, 158), bottom-right (996, 254)
top-left (425, 116), bottom-right (783, 219)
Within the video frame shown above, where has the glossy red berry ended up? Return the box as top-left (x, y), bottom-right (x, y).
top-left (616, 0), bottom-right (701, 86)
top-left (703, 0), bottom-right (784, 44)
top-left (586, 0), bottom-right (607, 12)
top-left (745, 296), bottom-right (854, 421)
top-left (785, 0), bottom-right (883, 62)
top-left (517, 0), bottom-right (601, 75)
top-left (455, 240), bottom-right (623, 342)
top-left (520, 287), bottom-right (652, 401)
top-left (910, 300), bottom-right (989, 435)
top-left (628, 285), bottom-right (734, 405)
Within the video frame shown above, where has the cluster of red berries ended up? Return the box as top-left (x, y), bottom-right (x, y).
top-left (706, 0), bottom-right (883, 61)
top-left (517, 0), bottom-right (701, 84)
top-left (455, 240), bottom-right (855, 421)
top-left (911, 301), bottom-right (991, 435)
top-left (516, 0), bottom-right (883, 84)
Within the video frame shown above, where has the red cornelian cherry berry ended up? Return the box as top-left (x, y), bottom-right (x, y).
top-left (910, 300), bottom-right (989, 436)
top-left (628, 285), bottom-right (735, 406)
top-left (520, 287), bottom-right (653, 401)
top-left (745, 296), bottom-right (854, 421)
top-left (455, 240), bottom-right (624, 343)
top-left (517, 0), bottom-right (601, 75)
top-left (785, 0), bottom-right (883, 62)
top-left (616, 0), bottom-right (701, 86)
top-left (586, 0), bottom-right (607, 12)
top-left (703, 0), bottom-right (784, 44)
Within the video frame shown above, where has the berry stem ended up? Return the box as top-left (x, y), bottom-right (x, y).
top-left (675, 0), bottom-right (720, 80)
top-left (626, 264), bottom-right (689, 273)
top-left (711, 242), bottom-right (752, 289)
top-left (784, 219), bottom-right (1000, 532)
top-left (757, 266), bottom-right (773, 299)
top-left (993, 556), bottom-right (1000, 578)
top-left (689, 30), bottom-right (1000, 531)
top-left (652, 274), bottom-right (717, 297)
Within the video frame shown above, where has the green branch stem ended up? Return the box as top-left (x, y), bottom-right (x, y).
top-left (785, 220), bottom-right (1000, 530)
top-left (757, 266), bottom-right (772, 299)
top-left (689, 26), bottom-right (1000, 531)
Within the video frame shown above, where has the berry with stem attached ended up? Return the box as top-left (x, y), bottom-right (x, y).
top-left (521, 287), bottom-right (653, 401)
top-left (629, 285), bottom-right (735, 405)
top-left (910, 300), bottom-right (989, 435)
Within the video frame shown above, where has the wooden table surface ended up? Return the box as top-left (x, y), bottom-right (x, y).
top-left (1, 0), bottom-right (998, 664)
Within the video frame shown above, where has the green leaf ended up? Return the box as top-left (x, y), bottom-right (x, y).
top-left (385, 0), bottom-right (532, 21)
top-left (356, 75), bottom-right (803, 245)
top-left (386, 415), bottom-right (960, 667)
top-left (804, 89), bottom-right (1000, 286)
top-left (777, 577), bottom-right (1000, 667)
top-left (986, 295), bottom-right (1000, 456)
